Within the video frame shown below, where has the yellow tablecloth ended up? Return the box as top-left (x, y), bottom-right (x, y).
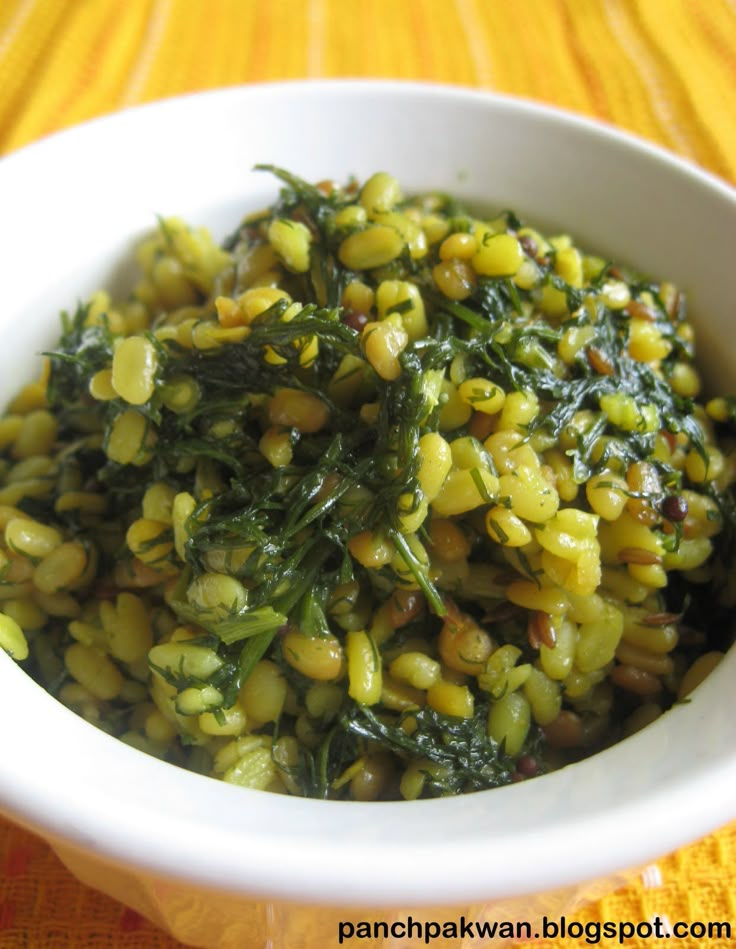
top-left (0, 1), bottom-right (734, 947)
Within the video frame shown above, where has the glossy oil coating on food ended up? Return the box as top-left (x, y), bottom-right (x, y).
top-left (1, 168), bottom-right (733, 800)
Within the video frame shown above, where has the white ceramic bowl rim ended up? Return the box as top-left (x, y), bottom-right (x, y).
top-left (0, 80), bottom-right (735, 908)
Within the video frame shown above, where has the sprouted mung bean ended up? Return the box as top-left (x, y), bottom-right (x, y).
top-left (2, 167), bottom-right (734, 800)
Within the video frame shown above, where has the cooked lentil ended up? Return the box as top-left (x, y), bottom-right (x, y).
top-left (2, 167), bottom-right (735, 799)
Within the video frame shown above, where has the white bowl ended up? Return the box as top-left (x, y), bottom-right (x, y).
top-left (1, 81), bottom-right (735, 947)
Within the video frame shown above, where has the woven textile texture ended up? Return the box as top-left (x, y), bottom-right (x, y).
top-left (1, 0), bottom-right (735, 947)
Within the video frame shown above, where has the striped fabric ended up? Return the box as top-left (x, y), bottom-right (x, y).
top-left (1, 0), bottom-right (735, 184)
top-left (0, 1), bottom-right (735, 947)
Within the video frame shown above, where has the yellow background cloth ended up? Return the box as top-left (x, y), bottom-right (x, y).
top-left (0, 0), bottom-right (735, 946)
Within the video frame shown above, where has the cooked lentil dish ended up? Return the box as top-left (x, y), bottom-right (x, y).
top-left (1, 168), bottom-right (734, 799)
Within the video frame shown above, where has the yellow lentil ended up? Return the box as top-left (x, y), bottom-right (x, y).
top-left (3, 169), bottom-right (731, 803)
top-left (65, 642), bottom-right (124, 700)
top-left (267, 219), bottom-right (312, 273)
top-left (361, 315), bottom-right (408, 381)
top-left (111, 336), bottom-right (158, 405)
top-left (282, 628), bottom-right (344, 681)
top-left (338, 225), bottom-right (404, 270)
top-left (33, 541), bottom-right (89, 594)
top-left (472, 234), bottom-right (523, 277)
top-left (0, 612), bottom-right (28, 660)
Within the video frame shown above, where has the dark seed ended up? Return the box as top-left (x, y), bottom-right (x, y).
top-left (617, 547), bottom-right (663, 565)
top-left (516, 754), bottom-right (538, 777)
top-left (642, 611), bottom-right (681, 627)
top-left (625, 299), bottom-right (657, 322)
top-left (587, 346), bottom-right (614, 376)
top-left (528, 610), bottom-right (556, 649)
top-left (342, 309), bottom-right (369, 332)
top-left (662, 494), bottom-right (688, 522)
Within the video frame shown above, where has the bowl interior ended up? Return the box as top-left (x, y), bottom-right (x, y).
top-left (1, 81), bottom-right (735, 907)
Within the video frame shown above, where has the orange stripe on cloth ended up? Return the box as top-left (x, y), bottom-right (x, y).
top-left (0, 0), bottom-right (68, 152)
top-left (0, 3), bottom-right (735, 949)
top-left (633, 0), bottom-right (736, 181)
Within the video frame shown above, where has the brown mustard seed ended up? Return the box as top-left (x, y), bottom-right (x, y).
top-left (516, 754), bottom-right (539, 777)
top-left (342, 309), bottom-right (370, 332)
top-left (587, 346), bottom-right (614, 376)
top-left (617, 546), bottom-right (663, 565)
top-left (625, 299), bottom-right (658, 322)
top-left (642, 611), bottom-right (681, 627)
top-left (661, 494), bottom-right (689, 522)
top-left (528, 610), bottom-right (556, 650)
